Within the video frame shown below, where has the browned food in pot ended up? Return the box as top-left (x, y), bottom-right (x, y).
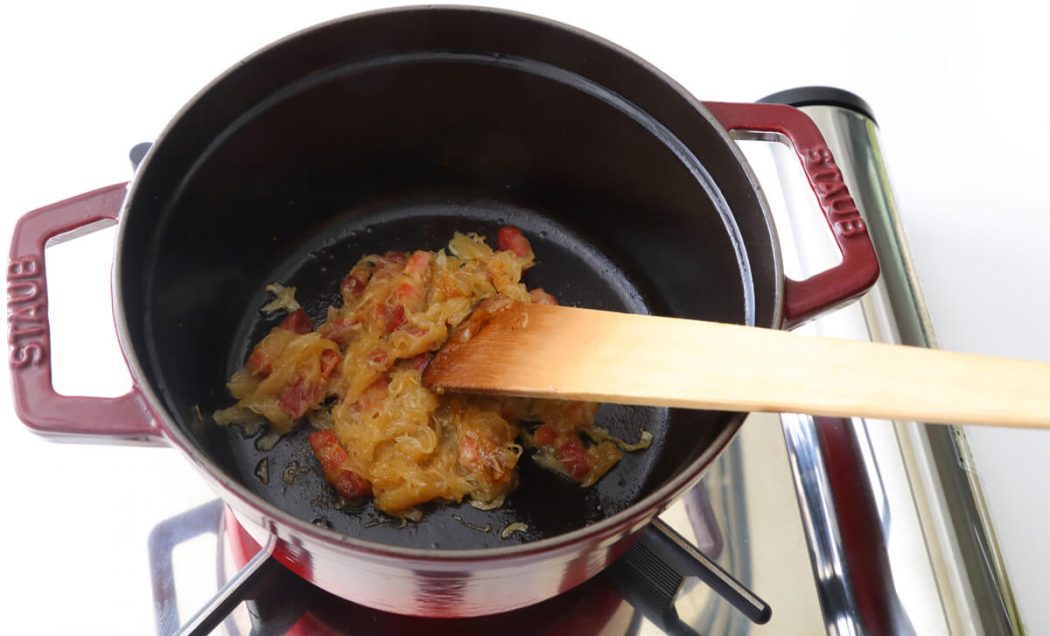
top-left (215, 227), bottom-right (650, 517)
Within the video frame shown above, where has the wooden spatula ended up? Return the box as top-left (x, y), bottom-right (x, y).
top-left (423, 302), bottom-right (1050, 428)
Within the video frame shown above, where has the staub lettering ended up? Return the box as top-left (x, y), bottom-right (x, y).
top-left (8, 256), bottom-right (47, 368)
top-left (804, 146), bottom-right (868, 238)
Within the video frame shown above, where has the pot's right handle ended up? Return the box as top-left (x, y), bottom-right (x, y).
top-left (702, 101), bottom-right (880, 328)
top-left (8, 183), bottom-right (163, 444)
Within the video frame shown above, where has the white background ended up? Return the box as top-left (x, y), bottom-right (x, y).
top-left (1, 1), bottom-right (1048, 633)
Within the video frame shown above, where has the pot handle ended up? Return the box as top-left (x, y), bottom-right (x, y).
top-left (7, 183), bottom-right (163, 444)
top-left (606, 517), bottom-right (771, 631)
top-left (702, 101), bottom-right (880, 328)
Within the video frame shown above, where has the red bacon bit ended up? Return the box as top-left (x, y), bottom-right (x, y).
top-left (376, 252), bottom-right (407, 273)
top-left (278, 378), bottom-right (322, 419)
top-left (341, 273), bottom-right (366, 298)
top-left (557, 438), bottom-right (591, 481)
top-left (279, 308), bottom-right (313, 334)
top-left (340, 262), bottom-right (375, 302)
top-left (246, 347), bottom-right (272, 377)
top-left (383, 251), bottom-right (407, 265)
top-left (410, 352), bottom-right (433, 371)
top-left (309, 430), bottom-right (346, 466)
top-left (528, 288), bottom-right (558, 306)
top-left (500, 406), bottom-right (520, 426)
top-left (368, 375), bottom-right (391, 393)
top-left (384, 304), bottom-right (406, 333)
top-left (319, 317), bottom-right (358, 345)
top-left (533, 424), bottom-right (557, 446)
top-left (498, 225), bottom-right (533, 259)
top-left (320, 349), bottom-right (340, 379)
top-left (395, 279), bottom-right (427, 314)
top-left (395, 282), bottom-right (423, 303)
top-left (308, 431), bottom-right (371, 499)
top-left (354, 376), bottom-right (390, 415)
top-left (369, 349), bottom-right (389, 366)
top-left (331, 470), bottom-right (371, 499)
top-left (370, 252), bottom-right (407, 283)
top-left (403, 250), bottom-right (432, 277)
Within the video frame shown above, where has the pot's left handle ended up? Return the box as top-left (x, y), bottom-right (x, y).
top-left (8, 183), bottom-right (164, 445)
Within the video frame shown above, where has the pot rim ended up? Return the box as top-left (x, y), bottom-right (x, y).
top-left (112, 5), bottom-right (785, 562)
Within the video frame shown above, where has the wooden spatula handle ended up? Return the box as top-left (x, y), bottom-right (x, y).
top-left (424, 304), bottom-right (1050, 429)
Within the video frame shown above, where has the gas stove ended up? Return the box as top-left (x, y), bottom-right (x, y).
top-left (7, 89), bottom-right (1021, 635)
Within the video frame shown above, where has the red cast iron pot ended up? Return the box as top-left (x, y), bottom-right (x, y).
top-left (7, 7), bottom-right (877, 618)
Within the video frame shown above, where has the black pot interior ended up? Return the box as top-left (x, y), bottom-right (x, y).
top-left (119, 9), bottom-right (778, 549)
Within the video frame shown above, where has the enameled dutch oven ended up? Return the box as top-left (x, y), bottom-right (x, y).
top-left (7, 7), bottom-right (878, 617)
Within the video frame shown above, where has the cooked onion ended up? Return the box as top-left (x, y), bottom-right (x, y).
top-left (307, 408), bottom-right (333, 431)
top-left (215, 229), bottom-right (650, 517)
top-left (500, 522), bottom-right (528, 539)
top-left (255, 430), bottom-right (281, 452)
top-left (254, 458), bottom-right (270, 485)
top-left (584, 428), bottom-right (654, 452)
top-left (282, 461), bottom-right (309, 485)
top-left (214, 405), bottom-right (259, 426)
top-left (261, 283), bottom-right (300, 314)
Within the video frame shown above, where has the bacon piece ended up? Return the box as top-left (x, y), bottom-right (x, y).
top-left (341, 274), bottom-right (365, 298)
top-left (319, 317), bottom-right (358, 345)
top-left (384, 304), bottom-right (406, 333)
top-left (557, 438), bottom-right (591, 481)
top-left (278, 349), bottom-right (339, 418)
top-left (354, 376), bottom-right (390, 415)
top-left (533, 424), bottom-right (557, 446)
top-left (320, 349), bottom-right (341, 379)
top-left (394, 281), bottom-right (426, 312)
top-left (278, 378), bottom-right (322, 419)
top-left (410, 352), bottom-right (433, 371)
top-left (368, 348), bottom-right (392, 370)
top-left (528, 288), bottom-right (558, 306)
top-left (382, 251), bottom-right (408, 265)
top-left (340, 262), bottom-right (375, 303)
top-left (403, 250), bottom-right (432, 277)
top-left (331, 470), bottom-right (371, 500)
top-left (497, 225), bottom-right (533, 259)
top-left (309, 430), bottom-right (371, 499)
top-left (373, 252), bottom-right (407, 280)
top-left (246, 347), bottom-right (272, 377)
top-left (279, 308), bottom-right (313, 334)
top-left (499, 406), bottom-right (520, 426)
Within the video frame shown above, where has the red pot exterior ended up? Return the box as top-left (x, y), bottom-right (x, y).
top-left (223, 508), bottom-right (628, 633)
top-left (227, 488), bottom-right (648, 616)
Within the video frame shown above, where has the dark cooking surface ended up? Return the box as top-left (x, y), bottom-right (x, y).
top-left (173, 190), bottom-right (746, 549)
top-left (201, 203), bottom-right (688, 548)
